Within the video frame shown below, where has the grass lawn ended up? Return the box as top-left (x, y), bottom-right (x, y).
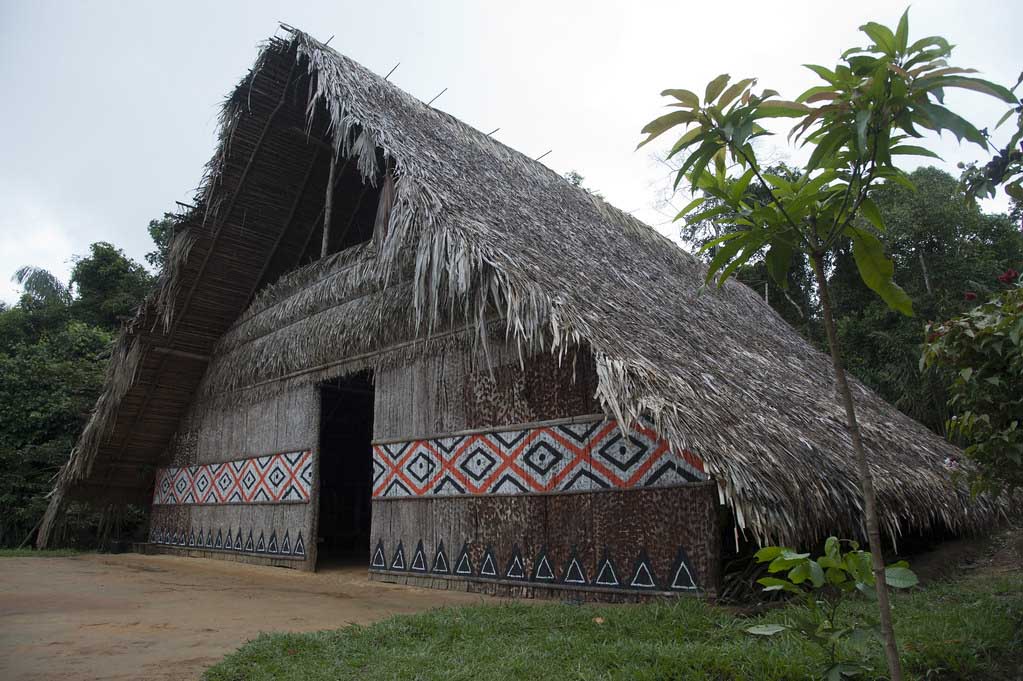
top-left (204, 572), bottom-right (1022, 681)
top-left (0, 548), bottom-right (83, 557)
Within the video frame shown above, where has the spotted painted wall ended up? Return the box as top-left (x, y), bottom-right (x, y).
top-left (369, 484), bottom-right (721, 597)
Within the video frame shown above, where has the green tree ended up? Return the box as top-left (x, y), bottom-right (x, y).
top-left (0, 319), bottom-right (111, 546)
top-left (640, 10), bottom-right (1014, 679)
top-left (832, 168), bottom-right (1023, 432)
top-left (145, 215), bottom-right (177, 270)
top-left (70, 242), bottom-right (153, 330)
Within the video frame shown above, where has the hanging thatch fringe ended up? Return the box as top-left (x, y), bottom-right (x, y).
top-left (41, 25), bottom-right (1006, 550)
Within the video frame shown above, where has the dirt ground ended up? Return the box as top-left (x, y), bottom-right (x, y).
top-left (0, 552), bottom-right (494, 681)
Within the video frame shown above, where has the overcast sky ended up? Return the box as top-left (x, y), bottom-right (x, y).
top-left (1, 0), bottom-right (1020, 304)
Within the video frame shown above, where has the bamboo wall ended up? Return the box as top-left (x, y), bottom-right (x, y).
top-left (148, 384), bottom-right (321, 570)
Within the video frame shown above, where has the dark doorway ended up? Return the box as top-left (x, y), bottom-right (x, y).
top-left (317, 372), bottom-right (374, 568)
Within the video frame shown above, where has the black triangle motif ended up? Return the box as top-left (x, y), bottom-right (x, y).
top-left (455, 543), bottom-right (473, 575)
top-left (595, 552), bottom-right (621, 587)
top-left (188, 529), bottom-right (196, 546)
top-left (630, 549), bottom-right (657, 589)
top-left (234, 529), bottom-right (243, 551)
top-left (390, 541), bottom-right (406, 570)
top-left (432, 541), bottom-right (449, 574)
top-left (244, 530), bottom-right (254, 552)
top-left (563, 556), bottom-right (587, 585)
top-left (205, 528), bottom-right (214, 548)
top-left (267, 531), bottom-right (279, 554)
top-left (214, 528), bottom-right (224, 549)
top-left (281, 530), bottom-right (292, 555)
top-left (532, 552), bottom-right (556, 582)
top-left (293, 532), bottom-right (306, 558)
top-left (225, 528), bottom-right (233, 550)
top-left (256, 531), bottom-right (266, 553)
top-left (480, 547), bottom-right (498, 578)
top-left (371, 540), bottom-right (387, 568)
top-left (670, 546), bottom-right (698, 591)
top-left (411, 541), bottom-right (428, 572)
top-left (505, 545), bottom-right (526, 580)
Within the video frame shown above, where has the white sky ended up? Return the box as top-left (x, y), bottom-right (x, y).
top-left (1, 0), bottom-right (1020, 304)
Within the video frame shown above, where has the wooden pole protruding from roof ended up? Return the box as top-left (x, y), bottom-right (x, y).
top-left (321, 148), bottom-right (339, 258)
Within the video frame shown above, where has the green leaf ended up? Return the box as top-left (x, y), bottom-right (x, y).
top-left (890, 145), bottom-right (943, 160)
top-left (638, 110), bottom-right (696, 149)
top-left (660, 88), bottom-right (700, 109)
top-left (895, 9), bottom-right (910, 54)
top-left (746, 623), bottom-right (788, 636)
top-left (756, 100), bottom-right (811, 118)
top-left (808, 560), bottom-right (826, 588)
top-left (885, 566), bottom-right (919, 589)
top-left (920, 76), bottom-right (1018, 104)
top-left (848, 227), bottom-right (914, 316)
top-left (860, 21), bottom-right (897, 55)
top-left (859, 197), bottom-right (885, 232)
top-left (717, 78), bottom-right (756, 109)
top-left (804, 64), bottom-right (839, 85)
top-left (754, 546), bottom-right (784, 563)
top-left (855, 109), bottom-right (870, 154)
top-left (765, 242), bottom-right (793, 287)
top-left (915, 102), bottom-right (988, 147)
top-left (705, 74), bottom-right (731, 104)
top-left (673, 197), bottom-right (706, 221)
top-left (667, 127), bottom-right (706, 158)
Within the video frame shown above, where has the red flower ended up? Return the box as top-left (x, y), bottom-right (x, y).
top-left (997, 268), bottom-right (1019, 284)
top-left (964, 291), bottom-right (977, 301)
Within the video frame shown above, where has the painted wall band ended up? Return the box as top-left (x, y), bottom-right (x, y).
top-left (369, 539), bottom-right (700, 593)
top-left (152, 450), bottom-right (314, 505)
top-left (372, 418), bottom-right (707, 498)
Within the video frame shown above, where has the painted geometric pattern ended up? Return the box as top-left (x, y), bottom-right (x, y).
top-left (152, 451), bottom-right (314, 506)
top-left (148, 522), bottom-right (307, 559)
top-left (370, 539), bottom-right (699, 593)
top-left (372, 418), bottom-right (707, 498)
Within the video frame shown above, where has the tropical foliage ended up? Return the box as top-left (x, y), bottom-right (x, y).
top-left (748, 538), bottom-right (918, 681)
top-left (0, 241), bottom-right (153, 547)
top-left (922, 275), bottom-right (1023, 494)
top-left (640, 9), bottom-right (1015, 680)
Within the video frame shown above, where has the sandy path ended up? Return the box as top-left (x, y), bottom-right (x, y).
top-left (0, 553), bottom-right (493, 681)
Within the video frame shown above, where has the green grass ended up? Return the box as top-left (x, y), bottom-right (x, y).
top-left (203, 572), bottom-right (1022, 681)
top-left (0, 548), bottom-right (83, 557)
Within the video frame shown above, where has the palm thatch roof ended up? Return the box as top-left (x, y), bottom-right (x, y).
top-left (39, 25), bottom-right (1001, 549)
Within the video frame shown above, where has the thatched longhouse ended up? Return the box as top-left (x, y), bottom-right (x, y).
top-left (38, 26), bottom-right (995, 599)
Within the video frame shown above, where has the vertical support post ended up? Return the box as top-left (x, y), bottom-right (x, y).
top-left (321, 148), bottom-right (339, 258)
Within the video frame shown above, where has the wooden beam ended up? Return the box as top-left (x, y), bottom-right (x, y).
top-left (321, 148), bottom-right (338, 257)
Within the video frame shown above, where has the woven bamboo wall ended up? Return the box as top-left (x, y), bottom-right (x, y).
top-left (148, 384), bottom-right (320, 570)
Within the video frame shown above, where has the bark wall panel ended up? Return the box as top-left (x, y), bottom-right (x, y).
top-left (368, 483), bottom-right (721, 599)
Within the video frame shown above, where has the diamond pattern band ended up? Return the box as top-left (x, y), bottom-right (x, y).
top-left (152, 451), bottom-right (314, 505)
top-left (372, 418), bottom-right (706, 498)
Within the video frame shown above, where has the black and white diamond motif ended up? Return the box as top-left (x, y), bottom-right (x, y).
top-left (596, 433), bottom-right (649, 472)
top-left (458, 446), bottom-right (497, 483)
top-left (175, 476), bottom-right (188, 495)
top-left (522, 441), bottom-right (563, 477)
top-left (406, 451), bottom-right (437, 485)
top-left (242, 469), bottom-right (257, 490)
top-left (268, 467), bottom-right (286, 487)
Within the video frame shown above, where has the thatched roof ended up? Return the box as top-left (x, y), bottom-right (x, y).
top-left (39, 26), bottom-right (1001, 548)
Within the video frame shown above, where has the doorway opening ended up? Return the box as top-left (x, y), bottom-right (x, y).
top-left (317, 371), bottom-right (374, 569)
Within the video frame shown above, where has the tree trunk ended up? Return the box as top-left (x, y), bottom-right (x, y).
top-left (811, 252), bottom-right (903, 681)
top-left (919, 252), bottom-right (933, 295)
